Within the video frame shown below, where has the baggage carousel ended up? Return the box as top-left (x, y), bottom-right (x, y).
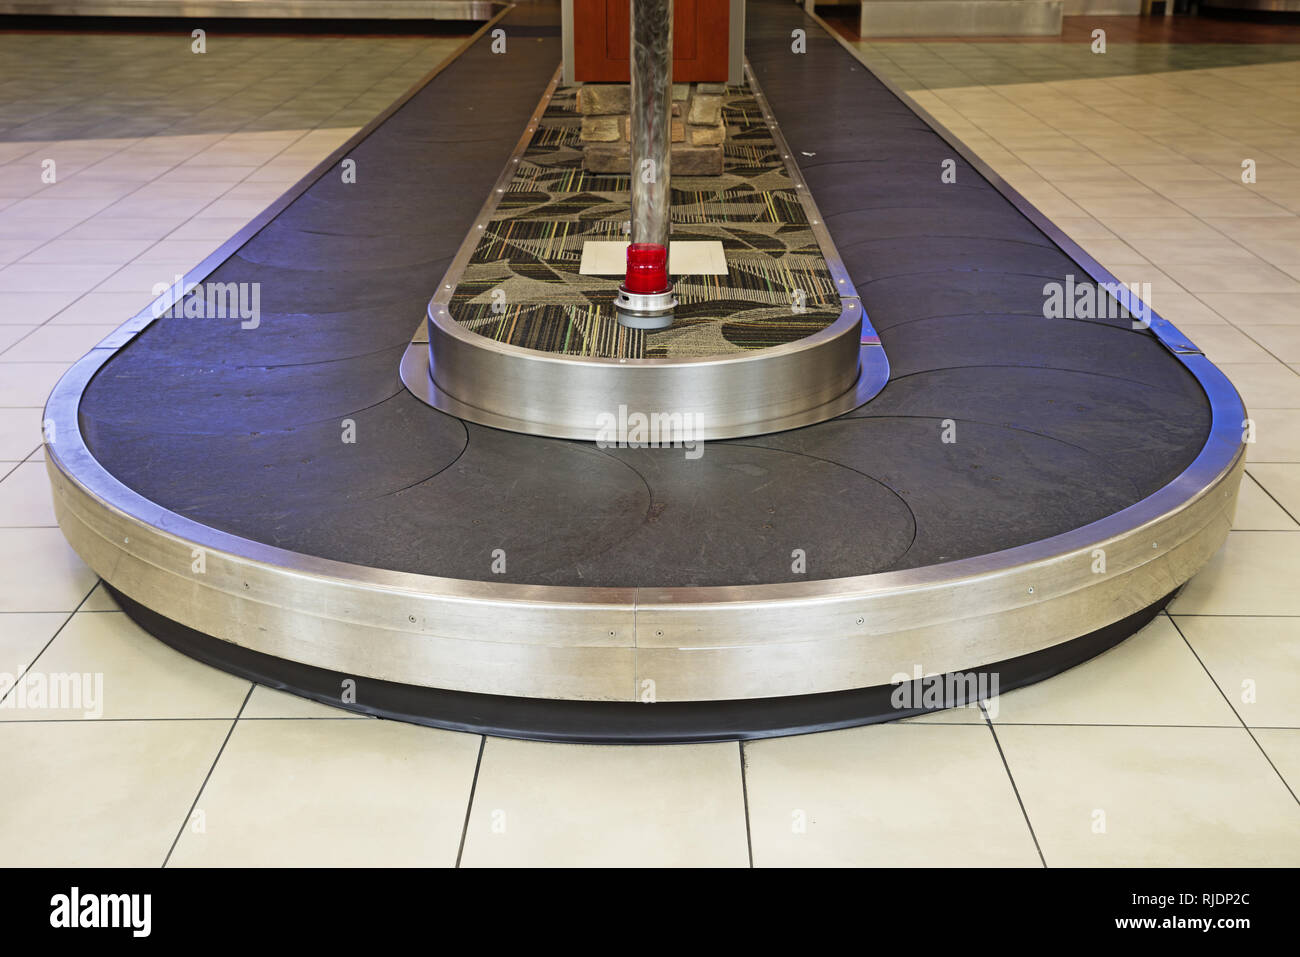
top-left (43, 0), bottom-right (1246, 742)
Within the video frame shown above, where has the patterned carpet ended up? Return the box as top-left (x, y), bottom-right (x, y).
top-left (448, 85), bottom-right (843, 359)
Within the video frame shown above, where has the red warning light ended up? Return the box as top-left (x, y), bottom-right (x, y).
top-left (624, 242), bottom-right (670, 295)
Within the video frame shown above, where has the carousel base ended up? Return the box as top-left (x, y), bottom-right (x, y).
top-left (112, 584), bottom-right (1173, 742)
top-left (44, 0), bottom-right (1245, 742)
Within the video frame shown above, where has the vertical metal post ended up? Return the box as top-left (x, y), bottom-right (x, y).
top-left (629, 0), bottom-right (672, 249)
top-left (616, 0), bottom-right (677, 328)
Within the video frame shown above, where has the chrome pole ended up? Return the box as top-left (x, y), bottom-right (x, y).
top-left (617, 0), bottom-right (676, 328)
top-left (629, 0), bottom-right (672, 249)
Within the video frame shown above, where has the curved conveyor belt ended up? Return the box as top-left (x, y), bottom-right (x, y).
top-left (45, 0), bottom-right (1246, 742)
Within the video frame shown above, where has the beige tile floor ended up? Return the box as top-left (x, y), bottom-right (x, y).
top-left (1, 22), bottom-right (1299, 867)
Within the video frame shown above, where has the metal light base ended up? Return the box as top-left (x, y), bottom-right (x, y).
top-left (614, 285), bottom-right (678, 329)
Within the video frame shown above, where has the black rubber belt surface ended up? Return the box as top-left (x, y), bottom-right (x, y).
top-left (78, 0), bottom-right (1211, 588)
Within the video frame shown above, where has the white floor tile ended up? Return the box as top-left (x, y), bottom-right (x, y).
top-left (0, 290), bottom-right (81, 324)
top-left (1234, 471), bottom-right (1299, 530)
top-left (0, 526), bottom-right (97, 612)
top-left (47, 291), bottom-right (151, 326)
top-left (11, 610), bottom-right (250, 720)
top-left (0, 407), bottom-right (43, 460)
top-left (1217, 362), bottom-right (1300, 409)
top-left (997, 725), bottom-right (1300, 866)
top-left (0, 460), bottom-right (56, 526)
top-left (1171, 531), bottom-right (1300, 616)
top-left (0, 719), bottom-right (230, 867)
top-left (1175, 616), bottom-right (1300, 729)
top-left (461, 737), bottom-right (749, 867)
top-left (168, 720), bottom-right (478, 867)
top-left (1246, 464), bottom-right (1300, 521)
top-left (0, 610), bottom-right (65, 677)
top-left (18, 237), bottom-right (153, 266)
top-left (745, 724), bottom-right (1040, 866)
top-left (1245, 325), bottom-right (1300, 363)
top-left (989, 614), bottom-right (1238, 726)
top-left (0, 262), bottom-right (119, 292)
top-left (1, 324), bottom-right (108, 362)
top-left (1254, 729), bottom-right (1300, 795)
top-left (1246, 408), bottom-right (1300, 463)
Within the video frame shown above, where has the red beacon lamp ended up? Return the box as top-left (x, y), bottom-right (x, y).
top-left (616, 241), bottom-right (677, 329)
top-left (613, 0), bottom-right (677, 331)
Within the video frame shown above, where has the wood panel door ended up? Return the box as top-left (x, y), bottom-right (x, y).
top-left (572, 0), bottom-right (730, 83)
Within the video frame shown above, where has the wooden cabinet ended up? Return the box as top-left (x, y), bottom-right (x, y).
top-left (572, 0), bottom-right (731, 83)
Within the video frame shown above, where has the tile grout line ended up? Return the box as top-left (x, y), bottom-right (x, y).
top-left (0, 37), bottom-right (458, 351)
top-left (162, 682), bottom-right (255, 868)
top-left (0, 118), bottom-right (315, 358)
top-left (739, 741), bottom-right (754, 868)
top-left (1195, 308), bottom-right (1300, 380)
top-left (905, 50), bottom-right (1300, 366)
top-left (0, 578), bottom-right (98, 708)
top-left (979, 700), bottom-right (1047, 867)
top-left (455, 735), bottom-right (487, 869)
top-left (1166, 615), bottom-right (1300, 807)
top-left (4, 35), bottom-right (467, 344)
top-left (1169, 611), bottom-right (1300, 617)
top-left (1244, 466), bottom-right (1300, 527)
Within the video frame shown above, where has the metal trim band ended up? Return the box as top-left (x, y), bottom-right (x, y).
top-left (109, 584), bottom-right (1176, 742)
top-left (44, 356), bottom-right (1243, 701)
